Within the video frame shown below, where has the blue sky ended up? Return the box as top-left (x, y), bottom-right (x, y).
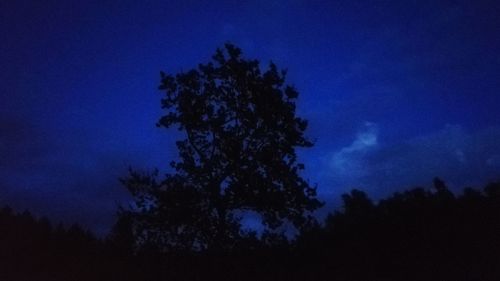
top-left (1, 0), bottom-right (499, 233)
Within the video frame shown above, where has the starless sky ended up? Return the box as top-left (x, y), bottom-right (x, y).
top-left (1, 0), bottom-right (499, 234)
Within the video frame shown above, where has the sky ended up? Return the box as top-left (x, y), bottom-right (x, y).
top-left (1, 0), bottom-right (499, 234)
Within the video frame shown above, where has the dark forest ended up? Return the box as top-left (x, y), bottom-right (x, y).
top-left (1, 179), bottom-right (500, 280)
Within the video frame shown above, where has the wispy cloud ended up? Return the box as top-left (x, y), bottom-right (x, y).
top-left (329, 122), bottom-right (378, 177)
top-left (318, 124), bottom-right (500, 200)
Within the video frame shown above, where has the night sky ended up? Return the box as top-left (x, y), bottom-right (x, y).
top-left (1, 0), bottom-right (499, 234)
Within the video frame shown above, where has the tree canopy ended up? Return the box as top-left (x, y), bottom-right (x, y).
top-left (122, 43), bottom-right (322, 251)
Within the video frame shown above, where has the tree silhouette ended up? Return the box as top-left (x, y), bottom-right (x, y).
top-left (122, 43), bottom-right (322, 251)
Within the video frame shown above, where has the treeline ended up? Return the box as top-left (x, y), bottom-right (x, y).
top-left (0, 207), bottom-right (142, 280)
top-left (1, 179), bottom-right (500, 280)
top-left (296, 178), bottom-right (500, 281)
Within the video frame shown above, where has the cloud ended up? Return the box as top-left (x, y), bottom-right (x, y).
top-left (320, 124), bottom-right (500, 200)
top-left (330, 122), bottom-right (378, 177)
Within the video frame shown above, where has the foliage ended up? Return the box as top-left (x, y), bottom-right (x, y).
top-left (121, 44), bottom-right (322, 251)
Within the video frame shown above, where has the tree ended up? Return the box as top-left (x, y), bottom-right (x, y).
top-left (122, 43), bottom-right (322, 251)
